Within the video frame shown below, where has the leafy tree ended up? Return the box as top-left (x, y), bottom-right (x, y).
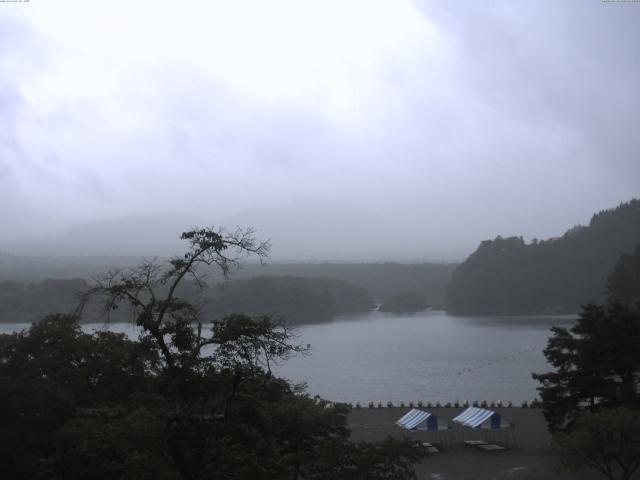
top-left (304, 436), bottom-right (427, 480)
top-left (1, 227), bottom-right (427, 479)
top-left (447, 199), bottom-right (640, 314)
top-left (53, 406), bottom-right (179, 480)
top-left (555, 408), bottom-right (640, 480)
top-left (608, 244), bottom-right (640, 311)
top-left (534, 251), bottom-right (640, 479)
top-left (0, 314), bottom-right (158, 479)
top-left (533, 303), bottom-right (640, 433)
top-left (379, 290), bottom-right (427, 313)
top-left (78, 227), bottom-right (271, 377)
top-left (0, 278), bottom-right (91, 323)
top-left (205, 275), bottom-right (373, 320)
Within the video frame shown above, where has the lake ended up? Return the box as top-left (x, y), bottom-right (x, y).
top-left (0, 310), bottom-right (575, 404)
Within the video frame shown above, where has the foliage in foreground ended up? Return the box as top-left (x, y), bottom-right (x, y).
top-left (554, 408), bottom-right (640, 480)
top-left (535, 251), bottom-right (640, 480)
top-left (0, 227), bottom-right (426, 479)
top-left (0, 314), bottom-right (425, 480)
top-left (533, 303), bottom-right (640, 433)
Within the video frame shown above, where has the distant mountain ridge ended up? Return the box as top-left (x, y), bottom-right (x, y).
top-left (0, 253), bottom-right (456, 305)
top-left (446, 198), bottom-right (640, 315)
top-left (0, 278), bottom-right (89, 323)
top-left (0, 275), bottom-right (373, 324)
top-left (202, 275), bottom-right (374, 321)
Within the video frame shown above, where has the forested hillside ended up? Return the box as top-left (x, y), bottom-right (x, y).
top-left (0, 279), bottom-right (89, 323)
top-left (379, 291), bottom-right (428, 313)
top-left (607, 243), bottom-right (640, 310)
top-left (446, 199), bottom-right (640, 314)
top-left (203, 276), bottom-right (373, 321)
top-left (229, 262), bottom-right (456, 304)
top-left (0, 276), bottom-right (373, 323)
top-left (0, 257), bottom-right (456, 306)
top-left (0, 252), bottom-right (140, 282)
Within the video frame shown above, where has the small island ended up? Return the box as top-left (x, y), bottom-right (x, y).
top-left (379, 290), bottom-right (428, 313)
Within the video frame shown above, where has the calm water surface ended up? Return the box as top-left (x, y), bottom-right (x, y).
top-left (274, 310), bottom-right (574, 404)
top-left (1, 310), bottom-right (574, 404)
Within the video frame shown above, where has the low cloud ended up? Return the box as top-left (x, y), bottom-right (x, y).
top-left (1, 1), bottom-right (638, 260)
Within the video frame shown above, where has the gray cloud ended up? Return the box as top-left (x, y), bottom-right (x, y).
top-left (1, 2), bottom-right (639, 260)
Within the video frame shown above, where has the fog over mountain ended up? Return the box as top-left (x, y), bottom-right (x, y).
top-left (1, 1), bottom-right (638, 261)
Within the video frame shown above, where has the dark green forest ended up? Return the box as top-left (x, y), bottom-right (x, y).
top-left (0, 314), bottom-right (425, 480)
top-left (378, 291), bottom-right (428, 313)
top-left (0, 255), bottom-right (456, 306)
top-left (0, 278), bottom-right (90, 323)
top-left (229, 262), bottom-right (456, 305)
top-left (533, 258), bottom-right (640, 480)
top-left (0, 275), bottom-right (373, 324)
top-left (204, 276), bottom-right (373, 321)
top-left (0, 261), bottom-right (455, 323)
top-left (447, 199), bottom-right (640, 314)
top-left (607, 243), bottom-right (640, 310)
top-left (0, 228), bottom-right (426, 479)
top-left (2, 199), bottom-right (638, 319)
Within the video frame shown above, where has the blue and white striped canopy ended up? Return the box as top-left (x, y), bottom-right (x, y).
top-left (452, 407), bottom-right (510, 429)
top-left (396, 409), bottom-right (447, 431)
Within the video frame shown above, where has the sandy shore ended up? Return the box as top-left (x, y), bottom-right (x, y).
top-left (348, 407), bottom-right (601, 480)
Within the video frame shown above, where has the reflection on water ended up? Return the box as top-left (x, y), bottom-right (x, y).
top-left (0, 310), bottom-right (575, 404)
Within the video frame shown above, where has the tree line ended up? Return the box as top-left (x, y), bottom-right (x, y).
top-left (534, 245), bottom-right (640, 480)
top-left (447, 199), bottom-right (640, 314)
top-left (0, 227), bottom-right (426, 479)
top-left (0, 275), bottom-right (374, 324)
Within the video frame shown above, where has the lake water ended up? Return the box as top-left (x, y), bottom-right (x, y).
top-left (0, 310), bottom-right (575, 404)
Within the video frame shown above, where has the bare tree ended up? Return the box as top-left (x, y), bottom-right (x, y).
top-left (77, 226), bottom-right (271, 371)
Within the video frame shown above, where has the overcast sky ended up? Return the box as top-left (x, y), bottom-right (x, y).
top-left (1, 0), bottom-right (639, 261)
